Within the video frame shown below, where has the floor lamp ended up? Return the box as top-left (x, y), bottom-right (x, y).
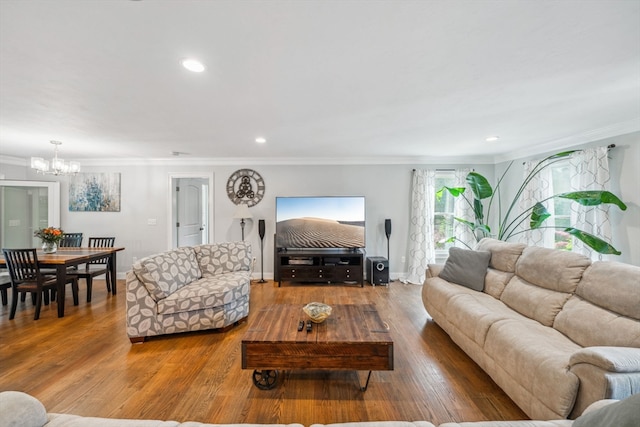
top-left (258, 219), bottom-right (266, 283)
top-left (233, 203), bottom-right (252, 241)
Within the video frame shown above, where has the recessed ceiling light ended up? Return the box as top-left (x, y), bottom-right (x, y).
top-left (182, 59), bottom-right (205, 73)
top-left (255, 137), bottom-right (266, 144)
top-left (485, 136), bottom-right (500, 142)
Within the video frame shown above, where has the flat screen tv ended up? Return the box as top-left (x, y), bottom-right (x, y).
top-left (275, 196), bottom-right (365, 249)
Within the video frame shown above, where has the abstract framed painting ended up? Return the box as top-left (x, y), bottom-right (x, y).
top-left (69, 172), bottom-right (121, 212)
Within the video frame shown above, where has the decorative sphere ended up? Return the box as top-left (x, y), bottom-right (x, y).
top-left (303, 302), bottom-right (332, 323)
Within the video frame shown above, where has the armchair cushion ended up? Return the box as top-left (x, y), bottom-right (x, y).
top-left (133, 248), bottom-right (201, 302)
top-left (194, 242), bottom-right (252, 276)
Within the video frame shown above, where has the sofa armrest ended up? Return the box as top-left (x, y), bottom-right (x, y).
top-left (426, 264), bottom-right (443, 279)
top-left (125, 270), bottom-right (161, 342)
top-left (568, 346), bottom-right (640, 417)
top-left (570, 346), bottom-right (640, 373)
top-left (0, 391), bottom-right (48, 427)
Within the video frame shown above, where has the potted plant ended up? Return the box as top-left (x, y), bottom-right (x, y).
top-left (34, 226), bottom-right (64, 254)
top-left (437, 150), bottom-right (627, 254)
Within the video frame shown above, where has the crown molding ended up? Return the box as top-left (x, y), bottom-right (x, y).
top-left (492, 119), bottom-right (640, 163)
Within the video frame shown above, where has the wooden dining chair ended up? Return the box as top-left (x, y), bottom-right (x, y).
top-left (70, 237), bottom-right (115, 302)
top-left (2, 248), bottom-right (79, 320)
top-left (0, 271), bottom-right (11, 306)
top-left (59, 233), bottom-right (83, 247)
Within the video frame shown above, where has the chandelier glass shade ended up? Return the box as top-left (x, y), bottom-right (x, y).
top-left (30, 141), bottom-right (81, 176)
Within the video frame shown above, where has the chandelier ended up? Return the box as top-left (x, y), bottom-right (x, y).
top-left (30, 141), bottom-right (81, 176)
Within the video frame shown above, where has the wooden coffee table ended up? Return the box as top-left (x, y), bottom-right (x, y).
top-left (241, 303), bottom-right (393, 391)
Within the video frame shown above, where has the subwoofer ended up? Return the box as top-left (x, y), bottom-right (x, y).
top-left (366, 256), bottom-right (389, 286)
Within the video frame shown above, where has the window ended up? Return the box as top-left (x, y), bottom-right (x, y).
top-left (550, 160), bottom-right (572, 251)
top-left (434, 170), bottom-right (456, 257)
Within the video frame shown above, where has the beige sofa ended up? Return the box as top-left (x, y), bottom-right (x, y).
top-left (3, 391), bottom-right (638, 427)
top-left (422, 238), bottom-right (640, 420)
top-left (125, 242), bottom-right (252, 343)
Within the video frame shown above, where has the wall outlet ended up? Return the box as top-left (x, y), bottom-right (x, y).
top-left (401, 256), bottom-right (406, 263)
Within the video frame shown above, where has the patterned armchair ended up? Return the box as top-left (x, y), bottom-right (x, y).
top-left (125, 242), bottom-right (252, 343)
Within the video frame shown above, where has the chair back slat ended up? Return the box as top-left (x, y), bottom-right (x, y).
top-left (2, 248), bottom-right (40, 283)
top-left (87, 237), bottom-right (115, 265)
top-left (59, 233), bottom-right (83, 247)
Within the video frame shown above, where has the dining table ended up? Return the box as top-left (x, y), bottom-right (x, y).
top-left (0, 246), bottom-right (125, 318)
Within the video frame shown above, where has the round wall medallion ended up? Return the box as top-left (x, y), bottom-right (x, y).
top-left (226, 169), bottom-right (265, 207)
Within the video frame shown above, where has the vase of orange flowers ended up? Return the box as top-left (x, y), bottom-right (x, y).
top-left (34, 227), bottom-right (64, 254)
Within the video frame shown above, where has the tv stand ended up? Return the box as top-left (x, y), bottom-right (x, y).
top-left (274, 248), bottom-right (364, 287)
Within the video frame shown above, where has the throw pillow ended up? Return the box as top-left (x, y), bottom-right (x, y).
top-left (438, 247), bottom-right (491, 291)
top-left (573, 393), bottom-right (640, 427)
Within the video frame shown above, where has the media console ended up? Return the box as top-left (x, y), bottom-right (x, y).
top-left (274, 249), bottom-right (364, 287)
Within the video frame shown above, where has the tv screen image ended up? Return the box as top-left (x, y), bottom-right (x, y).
top-left (276, 196), bottom-right (365, 249)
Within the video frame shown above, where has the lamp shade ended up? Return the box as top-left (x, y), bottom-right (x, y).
top-left (233, 203), bottom-right (252, 219)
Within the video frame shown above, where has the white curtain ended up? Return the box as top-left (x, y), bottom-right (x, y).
top-left (569, 147), bottom-right (612, 261)
top-left (520, 160), bottom-right (555, 248)
top-left (453, 168), bottom-right (475, 248)
top-left (402, 169), bottom-right (436, 285)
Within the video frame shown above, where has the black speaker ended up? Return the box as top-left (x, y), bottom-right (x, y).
top-left (366, 257), bottom-right (389, 286)
top-left (385, 219), bottom-right (392, 238)
top-left (258, 220), bottom-right (266, 283)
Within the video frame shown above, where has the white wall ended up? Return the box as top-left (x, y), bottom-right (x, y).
top-left (0, 161), bottom-right (493, 279)
top-left (495, 131), bottom-right (640, 266)
top-left (1, 132), bottom-right (637, 280)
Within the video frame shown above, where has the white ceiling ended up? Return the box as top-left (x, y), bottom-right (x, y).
top-left (1, 0), bottom-right (639, 165)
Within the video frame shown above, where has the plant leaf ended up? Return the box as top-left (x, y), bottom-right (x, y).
top-left (547, 150), bottom-right (577, 160)
top-left (466, 172), bottom-right (493, 200)
top-left (473, 198), bottom-right (484, 222)
top-left (454, 217), bottom-right (491, 236)
top-left (530, 202), bottom-right (551, 229)
top-left (437, 186), bottom-right (466, 201)
top-left (453, 217), bottom-right (476, 229)
top-left (564, 228), bottom-right (621, 255)
top-left (475, 224), bottom-right (491, 236)
top-left (559, 191), bottom-right (627, 210)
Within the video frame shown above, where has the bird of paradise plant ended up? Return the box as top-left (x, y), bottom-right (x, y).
top-left (437, 150), bottom-right (627, 255)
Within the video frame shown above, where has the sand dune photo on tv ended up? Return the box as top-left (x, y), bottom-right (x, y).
top-left (275, 196), bottom-right (365, 249)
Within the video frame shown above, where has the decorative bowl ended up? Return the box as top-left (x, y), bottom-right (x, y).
top-left (303, 302), bottom-right (332, 323)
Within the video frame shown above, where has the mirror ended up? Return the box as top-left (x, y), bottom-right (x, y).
top-left (0, 180), bottom-right (61, 249)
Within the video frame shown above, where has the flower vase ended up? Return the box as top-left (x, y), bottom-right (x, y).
top-left (42, 241), bottom-right (57, 254)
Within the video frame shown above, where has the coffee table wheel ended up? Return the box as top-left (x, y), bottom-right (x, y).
top-left (252, 369), bottom-right (278, 390)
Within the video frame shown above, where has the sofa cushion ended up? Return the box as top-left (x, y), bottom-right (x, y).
top-left (194, 242), bottom-right (251, 277)
top-left (475, 238), bottom-right (526, 273)
top-left (483, 268), bottom-right (514, 300)
top-left (575, 261), bottom-right (640, 320)
top-left (157, 272), bottom-right (250, 315)
top-left (0, 391), bottom-right (48, 427)
top-left (47, 413), bottom-right (180, 426)
top-left (484, 318), bottom-right (582, 419)
top-left (310, 423), bottom-right (435, 427)
top-left (500, 276), bottom-right (572, 327)
top-left (515, 246), bottom-right (590, 293)
top-left (553, 261), bottom-right (640, 347)
top-left (438, 247), bottom-right (491, 291)
top-left (499, 246), bottom-right (590, 327)
top-left (133, 247), bottom-right (202, 302)
top-left (439, 422), bottom-right (572, 427)
top-left (445, 288), bottom-right (530, 347)
top-left (553, 295), bottom-right (640, 347)
top-left (573, 392), bottom-right (640, 427)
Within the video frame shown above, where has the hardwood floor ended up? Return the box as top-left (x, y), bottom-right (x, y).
top-left (0, 279), bottom-right (527, 425)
